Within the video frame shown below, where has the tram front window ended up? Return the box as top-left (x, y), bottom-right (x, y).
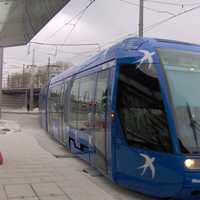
top-left (158, 48), bottom-right (200, 154)
top-left (117, 64), bottom-right (172, 153)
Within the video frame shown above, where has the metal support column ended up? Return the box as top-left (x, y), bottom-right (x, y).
top-left (22, 64), bottom-right (25, 88)
top-left (0, 48), bottom-right (3, 119)
top-left (25, 89), bottom-right (28, 110)
top-left (139, 0), bottom-right (144, 37)
top-left (47, 56), bottom-right (50, 81)
top-left (30, 49), bottom-right (35, 111)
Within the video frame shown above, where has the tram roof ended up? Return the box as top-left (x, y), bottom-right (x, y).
top-left (50, 37), bottom-right (200, 85)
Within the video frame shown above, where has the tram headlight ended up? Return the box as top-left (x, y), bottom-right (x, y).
top-left (184, 159), bottom-right (196, 169)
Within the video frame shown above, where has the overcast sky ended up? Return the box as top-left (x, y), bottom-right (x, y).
top-left (3, 0), bottom-right (200, 80)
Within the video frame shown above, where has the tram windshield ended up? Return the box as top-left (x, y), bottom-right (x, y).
top-left (158, 48), bottom-right (200, 154)
top-left (117, 63), bottom-right (172, 153)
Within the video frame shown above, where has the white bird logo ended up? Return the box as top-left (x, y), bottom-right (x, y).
top-left (138, 153), bottom-right (156, 179)
top-left (136, 50), bottom-right (155, 69)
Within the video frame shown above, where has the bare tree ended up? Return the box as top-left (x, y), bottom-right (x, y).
top-left (6, 61), bottom-right (73, 89)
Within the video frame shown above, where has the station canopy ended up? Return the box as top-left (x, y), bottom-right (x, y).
top-left (0, 0), bottom-right (71, 47)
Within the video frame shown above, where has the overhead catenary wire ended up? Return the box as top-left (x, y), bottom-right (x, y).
top-left (37, 0), bottom-right (96, 62)
top-left (144, 0), bottom-right (200, 7)
top-left (27, 0), bottom-right (200, 66)
top-left (119, 3), bottom-right (200, 36)
top-left (36, 48), bottom-right (99, 56)
top-left (30, 41), bottom-right (101, 50)
top-left (120, 0), bottom-right (175, 15)
top-left (100, 3), bottom-right (200, 49)
top-left (27, 41), bottom-right (100, 66)
top-left (8, 0), bottom-right (200, 70)
top-left (48, 0), bottom-right (95, 40)
top-left (63, 0), bottom-right (96, 43)
top-left (142, 4), bottom-right (200, 33)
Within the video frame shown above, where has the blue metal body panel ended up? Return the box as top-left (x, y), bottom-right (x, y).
top-left (40, 37), bottom-right (200, 200)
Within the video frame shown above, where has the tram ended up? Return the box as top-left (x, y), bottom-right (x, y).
top-left (40, 37), bottom-right (200, 199)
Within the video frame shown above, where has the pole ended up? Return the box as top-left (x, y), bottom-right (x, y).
top-left (23, 64), bottom-right (26, 109)
top-left (139, 0), bottom-right (144, 37)
top-left (22, 64), bottom-right (25, 88)
top-left (47, 56), bottom-right (50, 81)
top-left (30, 49), bottom-right (35, 111)
top-left (0, 48), bottom-right (3, 119)
top-left (25, 89), bottom-right (28, 109)
top-left (7, 74), bottom-right (10, 88)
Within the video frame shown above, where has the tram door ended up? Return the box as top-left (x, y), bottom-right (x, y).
top-left (48, 84), bottom-right (64, 143)
top-left (93, 70), bottom-right (109, 173)
top-left (62, 79), bottom-right (71, 146)
top-left (58, 84), bottom-right (65, 144)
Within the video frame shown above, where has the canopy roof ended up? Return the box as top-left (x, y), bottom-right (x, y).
top-left (0, 0), bottom-right (71, 47)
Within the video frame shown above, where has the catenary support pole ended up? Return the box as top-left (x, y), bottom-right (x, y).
top-left (0, 48), bottom-right (3, 119)
top-left (47, 56), bottom-right (50, 81)
top-left (22, 64), bottom-right (25, 88)
top-left (139, 0), bottom-right (144, 37)
top-left (25, 89), bottom-right (28, 110)
top-left (30, 49), bottom-right (35, 111)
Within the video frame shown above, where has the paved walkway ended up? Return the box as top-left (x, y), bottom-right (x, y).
top-left (0, 113), bottom-right (154, 200)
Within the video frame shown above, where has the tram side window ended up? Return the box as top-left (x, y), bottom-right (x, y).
top-left (55, 84), bottom-right (64, 113)
top-left (69, 79), bottom-right (79, 128)
top-left (48, 87), bottom-right (51, 112)
top-left (117, 64), bottom-right (172, 153)
top-left (48, 86), bottom-right (57, 112)
top-left (63, 80), bottom-right (69, 123)
top-left (95, 70), bottom-right (109, 131)
top-left (77, 75), bottom-right (96, 132)
top-left (39, 87), bottom-right (47, 112)
top-left (48, 85), bottom-right (63, 113)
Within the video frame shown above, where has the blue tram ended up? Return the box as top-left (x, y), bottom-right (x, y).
top-left (39, 37), bottom-right (200, 200)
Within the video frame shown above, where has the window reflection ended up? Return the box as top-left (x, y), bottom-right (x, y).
top-left (95, 71), bottom-right (109, 131)
top-left (69, 80), bottom-right (79, 128)
top-left (78, 76), bottom-right (96, 131)
top-left (117, 64), bottom-right (172, 153)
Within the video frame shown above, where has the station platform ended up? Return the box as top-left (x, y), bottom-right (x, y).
top-left (0, 113), bottom-right (155, 200)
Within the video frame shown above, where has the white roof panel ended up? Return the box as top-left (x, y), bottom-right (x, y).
top-left (0, 0), bottom-right (71, 47)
